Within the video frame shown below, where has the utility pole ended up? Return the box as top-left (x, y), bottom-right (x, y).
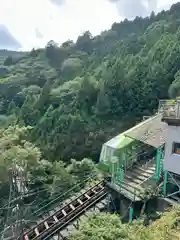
top-left (14, 165), bottom-right (27, 240)
top-left (0, 164), bottom-right (27, 240)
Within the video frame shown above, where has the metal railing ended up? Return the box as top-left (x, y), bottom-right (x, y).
top-left (111, 169), bottom-right (156, 202)
top-left (109, 155), bottom-right (156, 201)
top-left (158, 99), bottom-right (180, 119)
top-left (136, 171), bottom-right (154, 189)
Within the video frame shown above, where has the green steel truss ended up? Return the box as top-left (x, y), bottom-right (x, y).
top-left (153, 146), bottom-right (164, 181)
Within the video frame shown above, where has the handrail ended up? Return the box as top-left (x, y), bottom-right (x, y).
top-left (133, 174), bottom-right (154, 200)
top-left (136, 172), bottom-right (154, 189)
top-left (111, 157), bottom-right (156, 201)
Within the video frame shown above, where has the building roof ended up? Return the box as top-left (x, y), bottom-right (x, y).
top-left (124, 114), bottom-right (167, 148)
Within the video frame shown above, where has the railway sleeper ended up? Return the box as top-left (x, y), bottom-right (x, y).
top-left (23, 182), bottom-right (105, 240)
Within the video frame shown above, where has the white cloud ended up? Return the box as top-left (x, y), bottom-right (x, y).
top-left (0, 0), bottom-right (120, 50)
top-left (50, 0), bottom-right (65, 6)
top-left (0, 0), bottom-right (178, 50)
top-left (108, 0), bottom-right (179, 19)
top-left (157, 0), bottom-right (179, 11)
top-left (108, 0), bottom-right (157, 18)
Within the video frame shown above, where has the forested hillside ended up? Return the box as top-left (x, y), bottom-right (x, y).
top-left (1, 3), bottom-right (180, 163)
top-left (0, 125), bottom-right (99, 237)
top-left (0, 49), bottom-right (26, 64)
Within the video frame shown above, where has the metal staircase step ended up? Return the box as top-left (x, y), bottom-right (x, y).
top-left (123, 178), bottom-right (144, 192)
top-left (121, 181), bottom-right (143, 195)
top-left (123, 163), bottom-right (156, 196)
top-left (141, 166), bottom-right (156, 172)
top-left (124, 175), bottom-right (145, 185)
top-left (125, 171), bottom-right (148, 182)
top-left (130, 168), bottom-right (154, 178)
top-left (120, 184), bottom-right (141, 201)
top-left (125, 176), bottom-right (156, 191)
top-left (147, 165), bottom-right (156, 170)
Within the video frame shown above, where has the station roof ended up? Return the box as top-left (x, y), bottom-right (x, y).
top-left (124, 114), bottom-right (167, 148)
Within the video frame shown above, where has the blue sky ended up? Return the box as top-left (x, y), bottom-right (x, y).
top-left (0, 0), bottom-right (179, 50)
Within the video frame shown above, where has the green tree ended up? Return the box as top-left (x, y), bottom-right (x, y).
top-left (169, 70), bottom-right (180, 98)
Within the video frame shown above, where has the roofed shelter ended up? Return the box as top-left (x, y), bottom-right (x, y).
top-left (100, 113), bottom-right (168, 211)
top-left (99, 114), bottom-right (167, 178)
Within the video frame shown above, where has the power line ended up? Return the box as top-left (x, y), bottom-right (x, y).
top-left (0, 172), bottom-right (98, 238)
top-left (25, 172), bottom-right (98, 220)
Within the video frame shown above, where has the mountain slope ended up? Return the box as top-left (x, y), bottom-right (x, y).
top-left (1, 3), bottom-right (180, 162)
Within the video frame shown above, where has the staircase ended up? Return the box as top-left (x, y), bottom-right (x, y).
top-left (109, 159), bottom-right (157, 201)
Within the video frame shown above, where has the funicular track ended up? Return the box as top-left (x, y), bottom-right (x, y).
top-left (23, 181), bottom-right (106, 240)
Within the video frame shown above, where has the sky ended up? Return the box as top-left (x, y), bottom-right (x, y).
top-left (0, 0), bottom-right (179, 51)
